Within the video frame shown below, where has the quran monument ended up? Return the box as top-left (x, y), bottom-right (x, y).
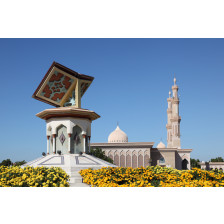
top-left (23, 62), bottom-right (115, 184)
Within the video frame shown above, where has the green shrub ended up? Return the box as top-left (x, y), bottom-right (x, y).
top-left (88, 147), bottom-right (113, 164)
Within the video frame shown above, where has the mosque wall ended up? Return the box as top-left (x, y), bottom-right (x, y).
top-left (175, 152), bottom-right (182, 170)
top-left (100, 148), bottom-right (151, 168)
top-left (160, 150), bottom-right (176, 168)
top-left (93, 144), bottom-right (191, 170)
top-left (151, 149), bottom-right (176, 168)
top-left (199, 162), bottom-right (224, 170)
top-left (151, 150), bottom-right (162, 166)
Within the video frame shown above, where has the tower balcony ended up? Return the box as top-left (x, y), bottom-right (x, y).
top-left (170, 116), bottom-right (181, 122)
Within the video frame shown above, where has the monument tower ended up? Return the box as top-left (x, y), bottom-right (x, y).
top-left (24, 62), bottom-right (115, 183)
top-left (166, 77), bottom-right (181, 149)
top-left (32, 62), bottom-right (100, 155)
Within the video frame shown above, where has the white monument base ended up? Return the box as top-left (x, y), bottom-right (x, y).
top-left (22, 153), bottom-right (116, 184)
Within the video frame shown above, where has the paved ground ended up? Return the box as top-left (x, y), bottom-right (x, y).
top-left (69, 182), bottom-right (90, 187)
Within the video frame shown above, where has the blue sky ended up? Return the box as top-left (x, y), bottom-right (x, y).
top-left (0, 38), bottom-right (223, 162)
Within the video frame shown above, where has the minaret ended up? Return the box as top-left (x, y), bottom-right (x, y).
top-left (166, 90), bottom-right (173, 147)
top-left (170, 77), bottom-right (181, 148)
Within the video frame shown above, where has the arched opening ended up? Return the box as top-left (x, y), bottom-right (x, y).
top-left (120, 154), bottom-right (125, 167)
top-left (132, 153), bottom-right (137, 168)
top-left (114, 154), bottom-right (119, 166)
top-left (144, 154), bottom-right (149, 167)
top-left (126, 154), bottom-right (131, 167)
top-left (138, 154), bottom-right (143, 167)
top-left (71, 125), bottom-right (84, 154)
top-left (108, 151), bottom-right (113, 161)
top-left (182, 159), bottom-right (188, 170)
top-left (159, 157), bottom-right (166, 167)
top-left (56, 124), bottom-right (68, 154)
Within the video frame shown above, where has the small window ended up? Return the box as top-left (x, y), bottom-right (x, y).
top-left (159, 157), bottom-right (165, 164)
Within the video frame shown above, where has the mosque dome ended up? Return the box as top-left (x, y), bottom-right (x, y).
top-left (108, 125), bottom-right (128, 143)
top-left (157, 141), bottom-right (166, 148)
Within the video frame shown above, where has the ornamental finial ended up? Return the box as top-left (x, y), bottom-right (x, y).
top-left (174, 74), bottom-right (176, 86)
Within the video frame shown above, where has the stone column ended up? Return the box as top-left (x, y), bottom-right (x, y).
top-left (131, 152), bottom-right (132, 168)
top-left (82, 134), bottom-right (86, 153)
top-left (53, 134), bottom-right (56, 154)
top-left (88, 136), bottom-right (91, 153)
top-left (119, 152), bottom-right (121, 167)
top-left (125, 152), bottom-right (126, 167)
top-left (47, 136), bottom-right (50, 155)
top-left (68, 133), bottom-right (71, 153)
top-left (137, 153), bottom-right (139, 168)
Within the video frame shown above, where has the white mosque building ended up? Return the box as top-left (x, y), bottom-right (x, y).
top-left (91, 77), bottom-right (192, 170)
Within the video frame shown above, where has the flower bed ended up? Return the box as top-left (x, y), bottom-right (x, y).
top-left (79, 166), bottom-right (224, 187)
top-left (0, 166), bottom-right (70, 187)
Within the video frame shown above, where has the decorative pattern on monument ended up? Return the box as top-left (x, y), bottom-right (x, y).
top-left (41, 71), bottom-right (74, 103)
top-left (74, 132), bottom-right (81, 145)
top-left (39, 156), bottom-right (65, 166)
top-left (75, 156), bottom-right (100, 165)
top-left (59, 132), bottom-right (66, 145)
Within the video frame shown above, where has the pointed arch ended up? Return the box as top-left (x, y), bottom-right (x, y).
top-left (71, 125), bottom-right (84, 154)
top-left (114, 150), bottom-right (119, 166)
top-left (138, 150), bottom-right (143, 167)
top-left (144, 150), bottom-right (150, 167)
top-left (182, 159), bottom-right (188, 170)
top-left (108, 150), bottom-right (114, 161)
top-left (132, 150), bottom-right (137, 168)
top-left (120, 150), bottom-right (125, 167)
top-left (126, 150), bottom-right (131, 167)
top-left (56, 124), bottom-right (68, 154)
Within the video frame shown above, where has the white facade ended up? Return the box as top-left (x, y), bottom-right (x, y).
top-left (46, 117), bottom-right (91, 136)
top-left (46, 117), bottom-right (92, 155)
